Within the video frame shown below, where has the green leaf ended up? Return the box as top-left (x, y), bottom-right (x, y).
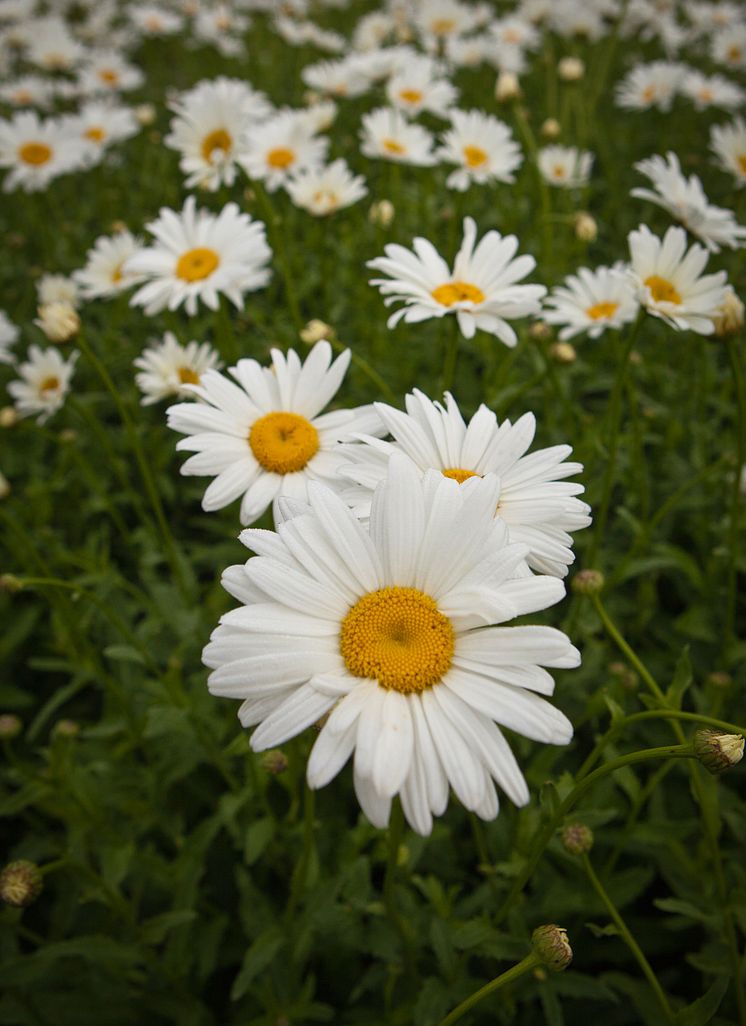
top-left (244, 816), bottom-right (275, 865)
top-left (673, 976), bottom-right (729, 1025)
top-left (103, 644), bottom-right (146, 665)
top-left (141, 910), bottom-right (197, 945)
top-left (230, 927), bottom-right (285, 1001)
top-left (586, 922), bottom-right (620, 938)
top-left (665, 647), bottom-right (692, 710)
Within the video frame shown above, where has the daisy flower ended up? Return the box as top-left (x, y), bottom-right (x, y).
top-left (385, 56), bottom-right (458, 119)
top-left (77, 51), bottom-right (145, 95)
top-left (367, 216), bottom-right (545, 346)
top-left (0, 112), bottom-right (87, 192)
top-left (37, 274), bottom-right (79, 307)
top-left (239, 112), bottom-right (328, 192)
top-left (710, 116), bottom-right (746, 187)
top-left (360, 107), bottom-right (437, 166)
top-left (125, 196), bottom-right (272, 317)
top-left (7, 345), bottom-right (78, 423)
top-left (134, 331), bottom-right (221, 405)
top-left (615, 60), bottom-right (684, 111)
top-left (711, 25), bottom-right (746, 70)
top-left (65, 101), bottom-right (139, 155)
top-left (542, 265), bottom-right (640, 340)
top-left (74, 229), bottom-right (144, 301)
top-left (25, 16), bottom-right (85, 71)
top-left (193, 4), bottom-right (250, 55)
top-left (679, 69), bottom-right (745, 110)
top-left (631, 151), bottom-right (746, 252)
top-left (166, 341), bottom-right (382, 527)
top-left (285, 159), bottom-right (367, 216)
top-left (131, 4), bottom-right (183, 36)
top-left (204, 455), bottom-right (580, 835)
top-left (0, 76), bottom-right (54, 109)
top-left (301, 58), bottom-right (370, 99)
top-left (415, 0), bottom-right (478, 50)
top-left (438, 109), bottom-right (523, 191)
top-left (538, 145), bottom-right (593, 188)
top-left (0, 311), bottom-right (19, 365)
top-left (627, 224), bottom-right (729, 335)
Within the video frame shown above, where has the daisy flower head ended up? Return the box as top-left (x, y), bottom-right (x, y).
top-left (415, 0), bottom-right (478, 51)
top-left (0, 310), bottom-right (19, 365)
top-left (0, 112), bottom-right (87, 192)
top-left (367, 216), bottom-right (546, 346)
top-left (204, 455), bottom-right (580, 835)
top-left (711, 25), bottom-right (746, 70)
top-left (627, 224), bottom-right (729, 335)
top-left (339, 390), bottom-right (591, 577)
top-left (7, 345), bottom-right (78, 423)
top-left (385, 55), bottom-right (458, 119)
top-left (65, 101), bottom-right (139, 156)
top-left (615, 60), bottom-right (684, 111)
top-left (285, 159), bottom-right (367, 216)
top-left (542, 265), bottom-right (640, 340)
top-left (631, 151), bottom-right (746, 252)
top-left (360, 107), bottom-right (437, 166)
top-left (125, 196), bottom-right (272, 317)
top-left (25, 16), bottom-right (85, 71)
top-left (0, 76), bottom-right (54, 109)
top-left (74, 229), bottom-right (144, 301)
top-left (37, 274), bottom-right (79, 308)
top-left (166, 341), bottom-right (382, 527)
top-left (680, 69), bottom-right (745, 110)
top-left (710, 116), bottom-right (746, 187)
top-left (538, 145), bottom-right (593, 189)
top-left (301, 57), bottom-right (370, 99)
top-left (131, 4), bottom-right (184, 36)
top-left (438, 108), bottom-right (523, 191)
top-left (77, 51), bottom-right (145, 95)
top-left (134, 331), bottom-right (221, 405)
top-left (239, 112), bottom-right (328, 192)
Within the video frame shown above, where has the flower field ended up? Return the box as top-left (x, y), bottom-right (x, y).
top-left (0, 1), bottom-right (745, 1024)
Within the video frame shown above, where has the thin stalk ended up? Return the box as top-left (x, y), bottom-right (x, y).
top-left (435, 953), bottom-right (541, 1026)
top-left (252, 179), bottom-right (303, 334)
top-left (284, 784), bottom-right (316, 927)
top-left (328, 338), bottom-right (397, 404)
top-left (725, 337), bottom-right (745, 648)
top-left (591, 593), bottom-right (664, 701)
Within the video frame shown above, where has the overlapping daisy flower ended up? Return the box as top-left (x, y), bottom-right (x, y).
top-left (368, 217), bottom-right (546, 345)
top-left (543, 265), bottom-right (640, 340)
top-left (204, 455), bottom-right (580, 835)
top-left (166, 341), bottom-right (382, 527)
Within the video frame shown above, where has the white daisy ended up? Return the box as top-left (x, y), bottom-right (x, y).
top-left (438, 108), bottom-right (523, 191)
top-left (125, 197), bottom-right (272, 317)
top-left (25, 16), bottom-right (85, 71)
top-left (0, 112), bottom-right (87, 192)
top-left (360, 107), bottom-right (437, 166)
top-left (285, 159), bottom-right (367, 216)
top-left (77, 51), bottom-right (145, 95)
top-left (627, 224), bottom-right (729, 335)
top-left (7, 345), bottom-right (78, 423)
top-left (37, 274), bottom-right (79, 307)
top-left (710, 116), bottom-right (746, 187)
top-left (0, 76), bottom-right (54, 109)
top-left (615, 60), bottom-right (684, 111)
top-left (166, 341), bottom-right (382, 526)
top-left (542, 265), bottom-right (640, 340)
top-left (134, 331), bottom-right (221, 405)
top-left (538, 145), bottom-right (593, 188)
top-left (301, 57), bottom-right (370, 99)
top-left (415, 0), bottom-right (478, 50)
top-left (631, 151), bottom-right (746, 252)
top-left (65, 100), bottom-right (139, 154)
top-left (679, 69), bottom-right (745, 110)
top-left (0, 310), bottom-right (19, 365)
top-left (193, 4), bottom-right (250, 55)
top-left (239, 112), bottom-right (328, 192)
top-left (385, 56), bottom-right (458, 119)
top-left (368, 216), bottom-right (546, 346)
top-left (711, 25), bottom-right (746, 70)
top-left (203, 455), bottom-right (580, 835)
top-left (74, 229), bottom-right (144, 301)
top-left (131, 4), bottom-right (183, 36)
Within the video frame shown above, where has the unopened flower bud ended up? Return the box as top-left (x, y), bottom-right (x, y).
top-left (532, 924), bottom-right (572, 971)
top-left (574, 211), bottom-right (597, 242)
top-left (369, 199), bottom-right (395, 227)
top-left (694, 729), bottom-right (744, 774)
top-left (0, 471), bottom-right (9, 499)
top-left (558, 56), bottom-right (585, 81)
top-left (0, 574), bottom-right (24, 593)
top-left (261, 749), bottom-right (288, 775)
top-left (135, 103), bottom-right (156, 125)
top-left (529, 321), bottom-right (552, 341)
top-left (561, 822), bottom-right (593, 855)
top-left (52, 719), bottom-right (79, 738)
top-left (0, 860), bottom-right (43, 907)
top-left (300, 319), bottom-right (334, 345)
top-left (0, 407), bottom-right (18, 428)
top-left (706, 670), bottom-right (732, 689)
top-left (495, 71), bottom-right (521, 102)
top-left (35, 301), bottom-right (80, 344)
top-left (609, 661), bottom-right (638, 691)
top-left (571, 569), bottom-right (604, 595)
top-left (550, 341), bottom-right (576, 363)
top-left (0, 714), bottom-right (22, 740)
top-left (541, 117), bottom-right (561, 139)
top-left (712, 287), bottom-right (744, 338)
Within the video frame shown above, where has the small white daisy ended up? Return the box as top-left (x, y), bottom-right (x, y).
top-left (239, 112), bottom-right (328, 192)
top-left (710, 116), bottom-right (746, 187)
top-left (415, 0), bottom-right (478, 50)
top-left (131, 4), bottom-right (183, 36)
top-left (7, 345), bottom-right (78, 423)
top-left (385, 55), bottom-right (458, 119)
top-left (134, 332), bottom-right (221, 405)
top-left (25, 16), bottom-right (85, 71)
top-left (301, 57), bottom-right (370, 99)
top-left (0, 76), bottom-right (54, 109)
top-left (77, 51), bottom-right (145, 95)
top-left (285, 159), bottom-right (367, 216)
top-left (37, 274), bottom-right (79, 308)
top-left (65, 100), bottom-right (139, 154)
top-left (360, 106), bottom-right (437, 166)
top-left (543, 265), bottom-right (640, 340)
top-left (710, 25), bottom-right (746, 70)
top-left (438, 108), bottom-right (523, 191)
top-left (680, 69), bottom-right (745, 110)
top-left (0, 111), bottom-right (88, 192)
top-left (615, 60), bottom-right (684, 111)
top-left (538, 145), bottom-right (593, 188)
top-left (0, 310), bottom-right (19, 365)
top-left (74, 229), bottom-right (144, 301)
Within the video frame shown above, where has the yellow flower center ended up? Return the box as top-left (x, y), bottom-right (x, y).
top-left (642, 85), bottom-right (656, 102)
top-left (13, 89), bottom-right (32, 103)
top-left (249, 411), bottom-right (319, 474)
top-left (178, 367), bottom-right (200, 385)
top-left (39, 375), bottom-right (60, 393)
top-left (145, 15), bottom-right (163, 30)
top-left (175, 247), bottom-right (220, 282)
top-left (18, 142), bottom-right (52, 165)
top-left (552, 164), bottom-right (567, 179)
top-left (644, 275), bottom-right (682, 305)
top-left (698, 88), bottom-right (714, 102)
top-left (586, 300), bottom-right (619, 320)
top-left (312, 189), bottom-right (338, 210)
top-left (727, 45), bottom-right (742, 62)
top-left (201, 128), bottom-right (232, 161)
top-left (441, 467), bottom-right (479, 484)
top-left (398, 88), bottom-right (423, 104)
top-left (99, 68), bottom-right (119, 84)
top-left (738, 154), bottom-right (746, 173)
top-left (431, 17), bottom-right (456, 35)
top-left (111, 264), bottom-right (124, 283)
top-left (85, 126), bottom-right (106, 143)
top-left (463, 145), bottom-right (488, 168)
top-left (502, 28), bottom-right (522, 43)
top-left (431, 281), bottom-right (486, 306)
top-left (382, 137), bottom-right (406, 155)
top-left (340, 587), bottom-right (454, 694)
top-left (266, 146), bottom-right (295, 169)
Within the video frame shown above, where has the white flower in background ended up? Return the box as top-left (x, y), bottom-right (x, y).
top-left (615, 60), bottom-right (684, 111)
top-left (550, 0), bottom-right (606, 41)
top-left (710, 116), bottom-right (746, 187)
top-left (77, 51), bottom-right (146, 95)
top-left (438, 109), bottom-right (523, 191)
top-left (352, 11), bottom-right (395, 51)
top-left (415, 0), bottom-right (478, 50)
top-left (125, 196), bottom-right (272, 316)
top-left (0, 112), bottom-right (87, 192)
top-left (240, 112), bottom-right (328, 192)
top-left (0, 76), bottom-right (54, 109)
top-left (627, 224), bottom-right (729, 335)
top-left (177, 76), bottom-right (272, 124)
top-left (194, 4), bottom-right (250, 55)
top-left (25, 16), bottom-right (85, 71)
top-left (285, 159), bottom-right (367, 216)
top-left (7, 345), bottom-right (78, 423)
top-left (74, 229), bottom-right (144, 300)
top-left (711, 25), bottom-right (746, 70)
top-left (543, 265), bottom-right (640, 340)
top-left (37, 274), bottom-right (79, 308)
top-left (0, 311), bottom-right (19, 365)
top-left (131, 4), bottom-right (183, 35)
top-left (295, 99), bottom-right (337, 134)
top-left (134, 332), bottom-right (221, 405)
top-left (368, 217), bottom-right (545, 346)
top-left (301, 57), bottom-right (370, 99)
top-left (386, 55), bottom-right (458, 119)
top-left (204, 455), bottom-right (580, 835)
top-left (686, 1), bottom-right (742, 35)
top-left (632, 151), bottom-right (746, 252)
top-left (488, 15), bottom-right (540, 71)
top-left (445, 34), bottom-right (491, 67)
top-left (166, 341), bottom-right (382, 526)
top-left (34, 301), bottom-right (80, 343)
top-left (360, 107), bottom-right (437, 165)
top-left (65, 101), bottom-right (139, 155)
top-left (680, 69), bottom-right (745, 110)
top-left (339, 390), bottom-right (591, 577)
top-left (538, 145), bottom-right (593, 188)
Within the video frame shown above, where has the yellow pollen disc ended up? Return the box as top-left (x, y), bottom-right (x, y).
top-left (399, 88), bottom-right (423, 104)
top-left (266, 146), bottom-right (295, 169)
top-left (502, 28), bottom-right (521, 43)
top-left (39, 375), bottom-right (59, 393)
top-left (85, 126), bottom-right (105, 142)
top-left (145, 16), bottom-right (163, 29)
top-left (698, 88), bottom-right (713, 102)
top-left (552, 164), bottom-right (567, 178)
top-left (249, 411), bottom-right (319, 474)
top-left (382, 137), bottom-right (406, 155)
top-left (431, 281), bottom-right (486, 307)
top-left (201, 127), bottom-right (232, 161)
top-left (463, 144), bottom-right (488, 168)
top-left (99, 68), bottom-right (119, 84)
top-left (13, 90), bottom-right (32, 103)
top-left (18, 141), bottom-right (52, 165)
top-left (644, 274), bottom-right (682, 305)
top-left (727, 45), bottom-right (742, 62)
top-left (642, 85), bottom-right (656, 102)
top-left (738, 154), bottom-right (746, 173)
top-left (175, 247), bottom-right (220, 282)
top-left (178, 367), bottom-right (200, 385)
top-left (340, 587), bottom-right (454, 694)
top-left (431, 17), bottom-right (456, 35)
top-left (586, 300), bottom-right (619, 321)
top-left (442, 467), bottom-right (479, 484)
top-left (111, 264), bottom-right (123, 283)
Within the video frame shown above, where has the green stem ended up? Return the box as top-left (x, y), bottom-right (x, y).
top-left (725, 337), bottom-right (745, 648)
top-left (435, 953), bottom-right (541, 1026)
top-left (591, 593), bottom-right (664, 701)
top-left (284, 784), bottom-right (316, 927)
top-left (252, 179), bottom-right (303, 334)
top-left (512, 102), bottom-right (552, 264)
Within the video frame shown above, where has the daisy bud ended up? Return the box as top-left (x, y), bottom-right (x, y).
top-left (529, 321), bottom-right (552, 341)
top-left (532, 925), bottom-right (572, 972)
top-left (694, 729), bottom-right (744, 775)
top-left (0, 407), bottom-right (17, 428)
top-left (609, 661), bottom-right (638, 691)
top-left (558, 57), bottom-right (585, 81)
top-left (52, 719), bottom-right (80, 739)
top-left (571, 569), bottom-right (605, 596)
top-left (0, 860), bottom-right (43, 908)
top-left (706, 671), bottom-right (732, 689)
top-left (495, 71), bottom-right (521, 102)
top-left (0, 471), bottom-right (9, 499)
top-left (712, 286), bottom-right (744, 338)
top-left (369, 199), bottom-right (395, 228)
top-left (550, 341), bottom-right (576, 364)
top-left (261, 749), bottom-right (288, 775)
top-left (574, 211), bottom-right (597, 243)
top-left (541, 118), bottom-right (561, 139)
top-left (135, 103), bottom-right (156, 125)
top-left (300, 319), bottom-right (334, 345)
top-left (561, 822), bottom-right (593, 855)
top-left (35, 302), bottom-right (80, 344)
top-left (0, 714), bottom-right (22, 740)
top-left (0, 574), bottom-right (24, 593)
